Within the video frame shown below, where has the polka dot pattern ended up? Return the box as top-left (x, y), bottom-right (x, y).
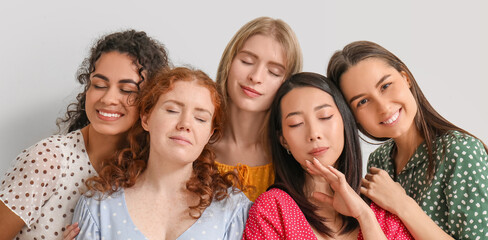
top-left (244, 188), bottom-right (412, 239)
top-left (0, 130), bottom-right (96, 239)
top-left (368, 131), bottom-right (488, 239)
top-left (73, 187), bottom-right (251, 239)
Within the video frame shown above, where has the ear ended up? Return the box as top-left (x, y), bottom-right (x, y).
top-left (400, 71), bottom-right (411, 88)
top-left (141, 113), bottom-right (150, 132)
top-left (279, 135), bottom-right (289, 150)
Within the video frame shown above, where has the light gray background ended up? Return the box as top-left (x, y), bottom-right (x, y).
top-left (1, 1), bottom-right (487, 177)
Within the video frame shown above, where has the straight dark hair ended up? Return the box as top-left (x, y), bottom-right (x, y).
top-left (269, 72), bottom-right (362, 236)
top-left (327, 40), bottom-right (488, 179)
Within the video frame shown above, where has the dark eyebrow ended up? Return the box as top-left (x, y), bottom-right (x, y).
top-left (285, 104), bottom-right (331, 119)
top-left (348, 74), bottom-right (391, 104)
top-left (239, 50), bottom-right (286, 70)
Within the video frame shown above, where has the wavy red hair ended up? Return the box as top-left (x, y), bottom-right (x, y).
top-left (86, 67), bottom-right (239, 218)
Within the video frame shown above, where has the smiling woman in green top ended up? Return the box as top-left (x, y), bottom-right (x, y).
top-left (327, 40), bottom-right (488, 240)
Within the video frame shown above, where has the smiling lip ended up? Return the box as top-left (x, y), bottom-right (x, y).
top-left (170, 136), bottom-right (192, 145)
top-left (380, 109), bottom-right (401, 125)
top-left (96, 110), bottom-right (124, 121)
top-left (241, 85), bottom-right (262, 98)
top-left (308, 147), bottom-right (329, 157)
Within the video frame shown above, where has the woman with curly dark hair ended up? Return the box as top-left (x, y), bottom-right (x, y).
top-left (71, 67), bottom-right (251, 239)
top-left (0, 29), bottom-right (169, 239)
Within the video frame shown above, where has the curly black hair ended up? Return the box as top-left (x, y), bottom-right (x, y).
top-left (57, 29), bottom-right (170, 132)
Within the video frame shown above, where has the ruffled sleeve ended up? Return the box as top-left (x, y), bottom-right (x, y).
top-left (223, 193), bottom-right (252, 240)
top-left (0, 135), bottom-right (68, 227)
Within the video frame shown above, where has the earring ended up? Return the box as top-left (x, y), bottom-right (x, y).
top-left (286, 149), bottom-right (291, 155)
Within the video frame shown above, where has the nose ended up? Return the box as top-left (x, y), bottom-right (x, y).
top-left (249, 65), bottom-right (265, 84)
top-left (100, 87), bottom-right (120, 105)
top-left (374, 96), bottom-right (390, 115)
top-left (176, 112), bottom-right (191, 132)
top-left (307, 122), bottom-right (322, 142)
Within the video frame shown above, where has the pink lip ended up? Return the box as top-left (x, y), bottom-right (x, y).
top-left (170, 136), bottom-right (192, 145)
top-left (308, 147), bottom-right (329, 157)
top-left (96, 109), bottom-right (124, 121)
top-left (241, 85), bottom-right (262, 98)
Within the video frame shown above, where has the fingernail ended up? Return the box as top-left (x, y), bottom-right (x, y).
top-left (305, 160), bottom-right (311, 165)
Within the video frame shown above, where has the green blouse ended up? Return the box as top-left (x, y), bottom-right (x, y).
top-left (368, 131), bottom-right (488, 240)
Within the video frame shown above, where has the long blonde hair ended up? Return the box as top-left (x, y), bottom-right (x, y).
top-left (215, 16), bottom-right (303, 154)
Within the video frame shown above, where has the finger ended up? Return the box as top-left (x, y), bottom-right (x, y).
top-left (364, 173), bottom-right (374, 181)
top-left (63, 223), bottom-right (76, 238)
top-left (361, 178), bottom-right (371, 188)
top-left (368, 167), bottom-right (382, 174)
top-left (65, 227), bottom-right (80, 240)
top-left (63, 222), bottom-right (79, 239)
top-left (311, 158), bottom-right (338, 183)
top-left (325, 165), bottom-right (345, 179)
top-left (360, 186), bottom-right (370, 197)
top-left (311, 191), bottom-right (333, 205)
top-left (305, 160), bottom-right (320, 175)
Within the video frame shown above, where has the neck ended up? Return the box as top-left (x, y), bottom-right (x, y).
top-left (223, 102), bottom-right (268, 147)
top-left (392, 123), bottom-right (425, 171)
top-left (135, 151), bottom-right (193, 195)
top-left (304, 173), bottom-right (338, 219)
top-left (81, 125), bottom-right (125, 173)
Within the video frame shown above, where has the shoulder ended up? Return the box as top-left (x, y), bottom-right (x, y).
top-left (251, 188), bottom-right (298, 213)
top-left (438, 131), bottom-right (487, 163)
top-left (368, 140), bottom-right (395, 165)
top-left (216, 187), bottom-right (252, 211)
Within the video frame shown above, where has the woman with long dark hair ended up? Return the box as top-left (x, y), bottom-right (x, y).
top-left (244, 72), bottom-right (412, 239)
top-left (327, 40), bottom-right (488, 239)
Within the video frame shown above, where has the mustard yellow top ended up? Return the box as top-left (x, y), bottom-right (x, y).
top-left (215, 161), bottom-right (275, 202)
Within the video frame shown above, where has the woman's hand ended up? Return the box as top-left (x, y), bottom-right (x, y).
top-left (306, 158), bottom-right (369, 219)
top-left (62, 222), bottom-right (79, 240)
top-left (360, 167), bottom-right (409, 215)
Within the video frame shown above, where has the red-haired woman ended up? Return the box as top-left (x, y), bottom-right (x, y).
top-left (71, 67), bottom-right (251, 239)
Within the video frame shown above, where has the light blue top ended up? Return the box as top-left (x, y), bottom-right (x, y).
top-left (72, 187), bottom-right (252, 240)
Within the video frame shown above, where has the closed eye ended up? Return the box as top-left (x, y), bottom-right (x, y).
top-left (319, 115), bottom-right (333, 120)
top-left (167, 109), bottom-right (179, 113)
top-left (93, 85), bottom-right (107, 89)
top-left (289, 122), bottom-right (303, 128)
top-left (195, 117), bottom-right (207, 123)
top-left (269, 70), bottom-right (282, 77)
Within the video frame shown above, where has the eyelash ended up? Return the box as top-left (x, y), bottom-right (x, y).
top-left (357, 83), bottom-right (392, 107)
top-left (195, 117), bottom-right (207, 123)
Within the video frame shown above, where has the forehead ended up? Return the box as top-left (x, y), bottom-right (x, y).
top-left (340, 58), bottom-right (396, 96)
top-left (92, 52), bottom-right (142, 81)
top-left (239, 34), bottom-right (285, 64)
top-left (159, 80), bottom-right (215, 111)
top-left (281, 87), bottom-right (336, 112)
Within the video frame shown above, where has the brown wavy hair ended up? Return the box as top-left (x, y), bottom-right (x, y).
top-left (57, 29), bottom-right (170, 133)
top-left (327, 40), bottom-right (488, 179)
top-left (86, 67), bottom-right (239, 218)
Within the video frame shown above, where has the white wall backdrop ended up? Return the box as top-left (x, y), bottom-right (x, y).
top-left (1, 1), bottom-right (487, 177)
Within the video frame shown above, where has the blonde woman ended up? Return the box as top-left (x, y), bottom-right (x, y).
top-left (213, 16), bottom-right (303, 201)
